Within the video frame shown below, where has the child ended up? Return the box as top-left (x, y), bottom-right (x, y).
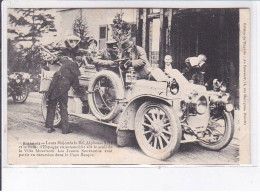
top-left (164, 55), bottom-right (173, 73)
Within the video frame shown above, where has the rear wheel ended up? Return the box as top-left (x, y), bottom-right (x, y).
top-left (135, 102), bottom-right (182, 160)
top-left (41, 94), bottom-right (61, 127)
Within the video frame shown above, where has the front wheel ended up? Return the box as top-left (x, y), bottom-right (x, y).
top-left (41, 94), bottom-right (61, 127)
top-left (12, 83), bottom-right (29, 103)
top-left (198, 111), bottom-right (234, 151)
top-left (135, 102), bottom-right (182, 160)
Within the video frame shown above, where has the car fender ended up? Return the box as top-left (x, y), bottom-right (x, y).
top-left (116, 95), bottom-right (181, 132)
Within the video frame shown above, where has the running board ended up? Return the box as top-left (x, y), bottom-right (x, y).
top-left (69, 113), bottom-right (118, 128)
top-left (182, 133), bottom-right (199, 143)
top-left (181, 139), bottom-right (199, 143)
top-left (71, 113), bottom-right (199, 143)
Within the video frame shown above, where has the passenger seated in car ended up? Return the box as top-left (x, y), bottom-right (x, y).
top-left (120, 38), bottom-right (152, 79)
top-left (87, 38), bottom-right (98, 58)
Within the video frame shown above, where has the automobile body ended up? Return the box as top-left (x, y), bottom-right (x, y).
top-left (40, 59), bottom-right (234, 160)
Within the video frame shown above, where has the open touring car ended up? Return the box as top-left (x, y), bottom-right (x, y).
top-left (40, 58), bottom-right (234, 160)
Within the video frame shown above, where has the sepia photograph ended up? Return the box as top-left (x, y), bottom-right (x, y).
top-left (4, 6), bottom-right (250, 165)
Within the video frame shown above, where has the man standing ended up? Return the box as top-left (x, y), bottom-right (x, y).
top-left (45, 35), bottom-right (83, 134)
top-left (182, 54), bottom-right (208, 85)
top-left (120, 38), bottom-right (152, 79)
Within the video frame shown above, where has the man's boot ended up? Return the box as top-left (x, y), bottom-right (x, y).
top-left (62, 129), bottom-right (72, 134)
top-left (47, 128), bottom-right (55, 133)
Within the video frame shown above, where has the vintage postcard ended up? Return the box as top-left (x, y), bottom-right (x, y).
top-left (2, 3), bottom-right (250, 165)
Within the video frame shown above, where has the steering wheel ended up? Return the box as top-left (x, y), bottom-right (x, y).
top-left (114, 58), bottom-right (130, 71)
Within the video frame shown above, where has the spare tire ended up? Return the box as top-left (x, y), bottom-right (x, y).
top-left (88, 70), bottom-right (124, 121)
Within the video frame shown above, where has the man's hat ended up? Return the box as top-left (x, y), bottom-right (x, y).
top-left (66, 34), bottom-right (81, 41)
top-left (106, 39), bottom-right (117, 45)
top-left (120, 38), bottom-right (133, 50)
top-left (88, 38), bottom-right (98, 46)
top-left (64, 34), bottom-right (81, 48)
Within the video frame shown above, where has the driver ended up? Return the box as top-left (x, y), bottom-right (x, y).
top-left (119, 38), bottom-right (152, 79)
top-left (91, 39), bottom-right (119, 67)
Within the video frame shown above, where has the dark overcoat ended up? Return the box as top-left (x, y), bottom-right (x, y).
top-left (47, 57), bottom-right (81, 100)
top-left (182, 59), bottom-right (209, 85)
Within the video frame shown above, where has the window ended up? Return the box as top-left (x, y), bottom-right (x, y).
top-left (131, 24), bottom-right (137, 38)
top-left (100, 26), bottom-right (107, 39)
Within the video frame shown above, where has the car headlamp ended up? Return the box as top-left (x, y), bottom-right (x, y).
top-left (169, 78), bottom-right (179, 95)
top-left (220, 85), bottom-right (227, 92)
top-left (196, 96), bottom-right (207, 114)
top-left (210, 93), bottom-right (234, 112)
top-left (225, 104), bottom-right (234, 112)
top-left (222, 95), bottom-right (234, 112)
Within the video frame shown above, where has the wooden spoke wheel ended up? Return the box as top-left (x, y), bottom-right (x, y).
top-left (135, 102), bottom-right (182, 160)
top-left (198, 111), bottom-right (234, 151)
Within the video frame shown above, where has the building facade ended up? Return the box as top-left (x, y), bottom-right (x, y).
top-left (58, 8), bottom-right (137, 50)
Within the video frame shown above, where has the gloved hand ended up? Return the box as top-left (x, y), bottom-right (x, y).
top-left (124, 60), bottom-right (132, 68)
top-left (74, 87), bottom-right (87, 97)
top-left (75, 56), bottom-right (83, 62)
top-left (75, 56), bottom-right (83, 67)
top-left (119, 59), bottom-right (131, 71)
top-left (113, 60), bottom-right (120, 66)
top-left (86, 56), bottom-right (93, 64)
top-left (125, 60), bottom-right (132, 68)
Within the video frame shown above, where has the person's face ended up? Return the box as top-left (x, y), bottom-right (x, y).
top-left (121, 46), bottom-right (132, 54)
top-left (68, 40), bottom-right (79, 49)
top-left (120, 40), bottom-right (132, 52)
top-left (75, 56), bottom-right (82, 67)
top-left (198, 55), bottom-right (207, 62)
top-left (89, 42), bottom-right (97, 51)
top-left (112, 44), bottom-right (118, 51)
top-left (164, 56), bottom-right (172, 64)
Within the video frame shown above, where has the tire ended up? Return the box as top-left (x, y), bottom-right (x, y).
top-left (198, 111), bottom-right (234, 151)
top-left (135, 101), bottom-right (182, 160)
top-left (12, 84), bottom-right (29, 103)
top-left (41, 94), bottom-right (61, 127)
top-left (88, 70), bottom-right (124, 121)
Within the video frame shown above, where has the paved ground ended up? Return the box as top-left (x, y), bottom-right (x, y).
top-left (7, 92), bottom-right (239, 165)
